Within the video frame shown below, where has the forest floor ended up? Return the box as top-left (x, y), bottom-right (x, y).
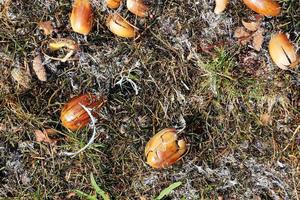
top-left (0, 0), bottom-right (299, 199)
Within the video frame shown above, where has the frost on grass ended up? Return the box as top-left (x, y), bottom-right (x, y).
top-left (0, 144), bottom-right (31, 197)
top-left (136, 152), bottom-right (296, 199)
top-left (157, 0), bottom-right (235, 47)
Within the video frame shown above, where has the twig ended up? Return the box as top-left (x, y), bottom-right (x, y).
top-left (61, 104), bottom-right (97, 157)
top-left (281, 125), bottom-right (300, 152)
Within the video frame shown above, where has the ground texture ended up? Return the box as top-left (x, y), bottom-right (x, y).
top-left (0, 0), bottom-right (300, 199)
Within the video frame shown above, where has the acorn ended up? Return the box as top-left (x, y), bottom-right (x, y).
top-left (243, 0), bottom-right (281, 16)
top-left (214, 0), bottom-right (229, 14)
top-left (60, 94), bottom-right (106, 131)
top-left (70, 0), bottom-right (93, 35)
top-left (106, 0), bottom-right (121, 9)
top-left (126, 0), bottom-right (149, 17)
top-left (106, 14), bottom-right (137, 38)
top-left (269, 33), bottom-right (299, 70)
top-left (145, 128), bottom-right (188, 169)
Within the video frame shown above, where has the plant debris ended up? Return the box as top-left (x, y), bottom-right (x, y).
top-left (38, 21), bottom-right (53, 35)
top-left (234, 19), bottom-right (265, 51)
top-left (32, 54), bottom-right (47, 81)
top-left (11, 68), bottom-right (31, 88)
top-left (0, 0), bottom-right (299, 199)
top-left (43, 38), bottom-right (79, 62)
top-left (33, 129), bottom-right (60, 144)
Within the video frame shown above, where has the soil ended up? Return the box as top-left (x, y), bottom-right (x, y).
top-left (0, 0), bottom-right (299, 199)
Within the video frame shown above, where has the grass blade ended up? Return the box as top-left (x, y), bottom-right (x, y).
top-left (74, 190), bottom-right (97, 200)
top-left (154, 181), bottom-right (182, 200)
top-left (90, 173), bottom-right (110, 200)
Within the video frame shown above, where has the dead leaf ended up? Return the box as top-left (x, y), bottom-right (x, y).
top-left (234, 27), bottom-right (251, 45)
top-left (242, 20), bottom-right (260, 32)
top-left (66, 192), bottom-right (76, 199)
top-left (11, 68), bottom-right (31, 88)
top-left (34, 129), bottom-right (59, 144)
top-left (252, 28), bottom-right (264, 51)
top-left (260, 113), bottom-right (272, 126)
top-left (0, 123), bottom-right (6, 132)
top-left (32, 54), bottom-right (47, 81)
top-left (38, 21), bottom-right (53, 35)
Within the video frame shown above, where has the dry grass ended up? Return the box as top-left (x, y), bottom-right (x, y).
top-left (0, 0), bottom-right (299, 199)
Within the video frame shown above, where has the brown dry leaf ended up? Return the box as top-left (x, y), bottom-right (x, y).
top-left (66, 192), bottom-right (76, 199)
top-left (242, 20), bottom-right (260, 32)
top-left (0, 123), bottom-right (6, 132)
top-left (32, 54), bottom-right (47, 81)
top-left (34, 129), bottom-right (59, 144)
top-left (11, 68), bottom-right (31, 88)
top-left (38, 21), bottom-right (53, 35)
top-left (252, 28), bottom-right (264, 51)
top-left (260, 113), bottom-right (272, 126)
top-left (234, 27), bottom-right (251, 45)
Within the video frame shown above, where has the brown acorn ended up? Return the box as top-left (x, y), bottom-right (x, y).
top-left (60, 94), bottom-right (106, 131)
top-left (126, 0), bottom-right (149, 17)
top-left (145, 128), bottom-right (188, 169)
top-left (269, 33), bottom-right (299, 70)
top-left (106, 14), bottom-right (137, 38)
top-left (214, 0), bottom-right (229, 14)
top-left (243, 0), bottom-right (281, 16)
top-left (106, 0), bottom-right (122, 9)
top-left (70, 0), bottom-right (93, 35)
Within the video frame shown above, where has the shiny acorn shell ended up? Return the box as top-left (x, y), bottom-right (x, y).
top-left (269, 33), bottom-right (299, 70)
top-left (243, 0), bottom-right (281, 16)
top-left (106, 14), bottom-right (137, 38)
top-left (60, 94), bottom-right (106, 131)
top-left (70, 0), bottom-right (93, 35)
top-left (106, 0), bottom-right (121, 9)
top-left (126, 0), bottom-right (149, 17)
top-left (145, 128), bottom-right (188, 169)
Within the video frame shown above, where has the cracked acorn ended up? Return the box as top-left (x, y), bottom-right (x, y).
top-left (60, 94), bottom-right (106, 131)
top-left (269, 33), bottom-right (299, 70)
top-left (145, 128), bottom-right (188, 169)
top-left (70, 0), bottom-right (93, 35)
top-left (106, 14), bottom-right (137, 38)
top-left (243, 0), bottom-right (281, 16)
top-left (44, 39), bottom-right (79, 62)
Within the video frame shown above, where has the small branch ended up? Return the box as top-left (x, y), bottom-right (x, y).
top-left (281, 125), bottom-right (300, 153)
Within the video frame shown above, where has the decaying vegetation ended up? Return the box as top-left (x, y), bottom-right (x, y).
top-left (0, 0), bottom-right (299, 199)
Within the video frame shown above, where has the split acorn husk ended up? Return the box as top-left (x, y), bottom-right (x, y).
top-left (106, 14), bottom-right (137, 38)
top-left (243, 0), bottom-right (281, 16)
top-left (269, 33), bottom-right (299, 70)
top-left (60, 93), bottom-right (106, 131)
top-left (145, 128), bottom-right (188, 169)
top-left (70, 0), bottom-right (93, 35)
